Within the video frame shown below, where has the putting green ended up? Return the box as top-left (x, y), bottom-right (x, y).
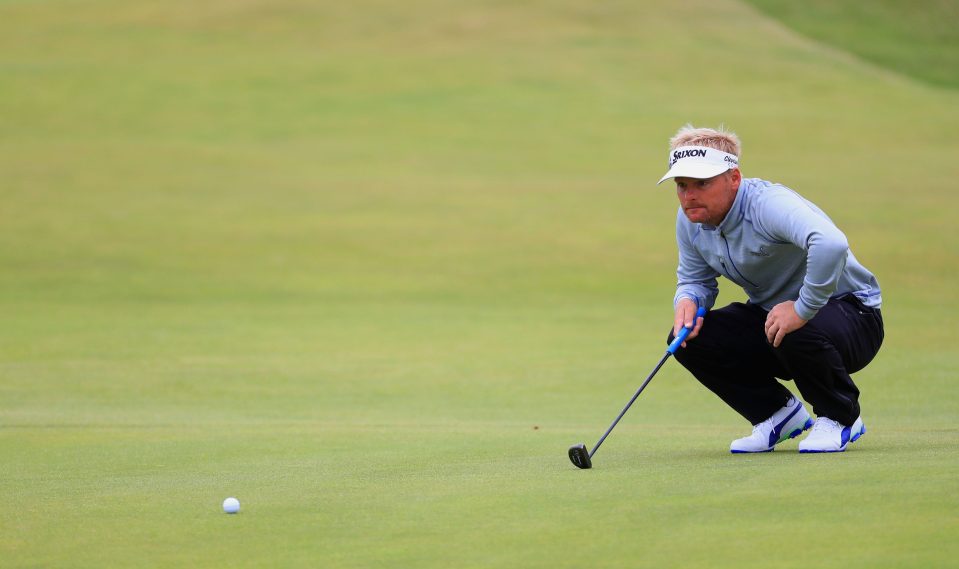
top-left (1, 1), bottom-right (957, 567)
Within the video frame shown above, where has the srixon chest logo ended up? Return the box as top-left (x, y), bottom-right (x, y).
top-left (670, 148), bottom-right (707, 166)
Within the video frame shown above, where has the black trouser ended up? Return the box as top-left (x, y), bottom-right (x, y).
top-left (667, 294), bottom-right (884, 426)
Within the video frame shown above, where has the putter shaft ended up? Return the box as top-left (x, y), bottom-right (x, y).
top-left (588, 351), bottom-right (671, 458)
top-left (570, 306), bottom-right (706, 468)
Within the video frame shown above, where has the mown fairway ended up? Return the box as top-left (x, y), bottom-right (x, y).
top-left (1, 1), bottom-right (957, 567)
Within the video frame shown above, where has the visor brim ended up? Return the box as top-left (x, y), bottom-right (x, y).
top-left (657, 163), bottom-right (732, 185)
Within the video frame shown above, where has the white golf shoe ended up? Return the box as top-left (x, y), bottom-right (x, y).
top-left (730, 397), bottom-right (813, 453)
top-left (798, 416), bottom-right (866, 453)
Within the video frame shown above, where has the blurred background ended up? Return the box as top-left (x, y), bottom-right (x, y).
top-left (1, 1), bottom-right (957, 567)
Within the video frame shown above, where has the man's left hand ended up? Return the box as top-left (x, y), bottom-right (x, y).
top-left (765, 301), bottom-right (808, 348)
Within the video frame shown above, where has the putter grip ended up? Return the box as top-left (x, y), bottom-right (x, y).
top-left (667, 306), bottom-right (707, 354)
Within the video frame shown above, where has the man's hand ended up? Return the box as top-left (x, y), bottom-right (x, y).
top-left (765, 300), bottom-right (808, 347)
top-left (673, 298), bottom-right (704, 348)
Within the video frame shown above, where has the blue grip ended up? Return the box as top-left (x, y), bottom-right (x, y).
top-left (667, 306), bottom-right (707, 354)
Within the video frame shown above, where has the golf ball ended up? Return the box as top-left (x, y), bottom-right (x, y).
top-left (222, 497), bottom-right (240, 514)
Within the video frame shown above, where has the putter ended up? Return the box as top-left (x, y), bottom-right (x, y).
top-left (569, 306), bottom-right (707, 469)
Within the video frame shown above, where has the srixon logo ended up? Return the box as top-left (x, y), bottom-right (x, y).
top-left (671, 148), bottom-right (707, 166)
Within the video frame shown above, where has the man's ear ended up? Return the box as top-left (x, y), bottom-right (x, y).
top-left (728, 168), bottom-right (742, 185)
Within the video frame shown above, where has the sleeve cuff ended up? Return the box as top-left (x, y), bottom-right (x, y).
top-left (793, 299), bottom-right (818, 321)
top-left (673, 293), bottom-right (699, 308)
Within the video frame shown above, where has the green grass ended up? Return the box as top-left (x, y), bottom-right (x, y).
top-left (1, 0), bottom-right (958, 567)
top-left (744, 0), bottom-right (959, 89)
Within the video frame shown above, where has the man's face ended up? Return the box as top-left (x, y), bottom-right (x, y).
top-left (675, 169), bottom-right (741, 226)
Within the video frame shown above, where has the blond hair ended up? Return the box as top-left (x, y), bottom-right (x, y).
top-left (669, 124), bottom-right (741, 157)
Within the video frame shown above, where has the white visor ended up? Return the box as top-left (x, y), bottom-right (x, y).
top-left (657, 145), bottom-right (739, 185)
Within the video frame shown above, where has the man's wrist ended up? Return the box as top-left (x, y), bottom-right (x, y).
top-left (793, 299), bottom-right (816, 321)
top-left (673, 294), bottom-right (699, 309)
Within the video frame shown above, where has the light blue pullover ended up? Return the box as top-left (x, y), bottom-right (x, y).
top-left (674, 178), bottom-right (882, 320)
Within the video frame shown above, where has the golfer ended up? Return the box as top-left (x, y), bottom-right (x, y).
top-left (660, 125), bottom-right (883, 453)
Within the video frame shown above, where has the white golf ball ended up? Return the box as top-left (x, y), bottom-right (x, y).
top-left (222, 497), bottom-right (240, 514)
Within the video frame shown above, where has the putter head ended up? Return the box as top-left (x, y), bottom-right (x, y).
top-left (568, 443), bottom-right (592, 469)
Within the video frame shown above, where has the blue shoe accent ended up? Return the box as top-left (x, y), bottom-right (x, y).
top-left (768, 402), bottom-right (802, 447)
top-left (799, 417), bottom-right (863, 453)
top-left (787, 418), bottom-right (815, 440)
top-left (851, 423), bottom-right (866, 443)
top-left (731, 449), bottom-right (773, 454)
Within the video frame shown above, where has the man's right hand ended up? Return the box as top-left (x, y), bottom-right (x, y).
top-left (673, 298), bottom-right (704, 348)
